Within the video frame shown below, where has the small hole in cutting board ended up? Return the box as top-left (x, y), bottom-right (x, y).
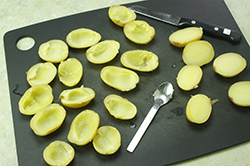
top-left (16, 36), bottom-right (35, 51)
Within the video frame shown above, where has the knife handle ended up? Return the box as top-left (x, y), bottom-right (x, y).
top-left (179, 18), bottom-right (242, 43)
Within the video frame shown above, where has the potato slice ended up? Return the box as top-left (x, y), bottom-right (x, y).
top-left (213, 52), bottom-right (247, 77)
top-left (26, 62), bottom-right (57, 86)
top-left (186, 94), bottom-right (213, 124)
top-left (108, 5), bottom-right (136, 27)
top-left (66, 28), bottom-right (101, 48)
top-left (93, 126), bottom-right (121, 155)
top-left (123, 20), bottom-right (155, 44)
top-left (100, 66), bottom-right (139, 91)
top-left (30, 103), bottom-right (66, 136)
top-left (38, 39), bottom-right (68, 63)
top-left (120, 50), bottom-right (159, 72)
top-left (169, 27), bottom-right (203, 47)
top-left (68, 110), bottom-right (100, 146)
top-left (58, 58), bottom-right (83, 87)
top-left (228, 81), bottom-right (250, 107)
top-left (104, 94), bottom-right (137, 120)
top-left (86, 40), bottom-right (120, 64)
top-left (176, 65), bottom-right (203, 91)
top-left (60, 86), bottom-right (95, 108)
top-left (18, 85), bottom-right (53, 115)
top-left (182, 40), bottom-right (214, 66)
top-left (43, 140), bottom-right (74, 166)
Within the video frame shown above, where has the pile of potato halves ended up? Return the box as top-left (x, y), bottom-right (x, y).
top-left (17, 5), bottom-right (249, 166)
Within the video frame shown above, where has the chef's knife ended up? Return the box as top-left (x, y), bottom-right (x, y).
top-left (129, 5), bottom-right (242, 43)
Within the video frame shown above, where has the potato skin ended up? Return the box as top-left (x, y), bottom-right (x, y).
top-left (169, 27), bottom-right (203, 47)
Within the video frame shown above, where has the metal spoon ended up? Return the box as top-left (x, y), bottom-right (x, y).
top-left (127, 82), bottom-right (174, 153)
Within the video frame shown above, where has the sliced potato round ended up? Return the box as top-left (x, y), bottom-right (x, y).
top-left (38, 39), bottom-right (68, 63)
top-left (228, 81), bottom-right (250, 107)
top-left (43, 140), bottom-right (75, 166)
top-left (26, 62), bottom-right (57, 86)
top-left (60, 86), bottom-right (95, 108)
top-left (182, 40), bottom-right (214, 66)
top-left (18, 85), bottom-right (53, 115)
top-left (30, 103), bottom-right (66, 136)
top-left (120, 50), bottom-right (159, 72)
top-left (177, 65), bottom-right (203, 91)
top-left (66, 28), bottom-right (101, 48)
top-left (213, 52), bottom-right (247, 77)
top-left (123, 20), bottom-right (155, 44)
top-left (68, 110), bottom-right (100, 146)
top-left (93, 126), bottom-right (121, 155)
top-left (169, 27), bottom-right (203, 47)
top-left (186, 94), bottom-right (212, 124)
top-left (86, 40), bottom-right (120, 64)
top-left (100, 66), bottom-right (139, 91)
top-left (108, 5), bottom-right (136, 27)
top-left (104, 94), bottom-right (137, 120)
top-left (58, 58), bottom-right (83, 87)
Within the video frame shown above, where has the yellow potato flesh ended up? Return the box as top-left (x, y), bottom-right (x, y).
top-left (58, 58), bottom-right (83, 87)
top-left (30, 103), bottom-right (66, 136)
top-left (123, 20), bottom-right (155, 44)
top-left (100, 66), bottom-right (139, 91)
top-left (68, 110), bottom-right (100, 146)
top-left (26, 62), bottom-right (57, 86)
top-left (169, 27), bottom-right (203, 47)
top-left (104, 94), bottom-right (137, 120)
top-left (86, 40), bottom-right (120, 64)
top-left (60, 86), bottom-right (95, 108)
top-left (228, 81), bottom-right (250, 107)
top-left (177, 65), bottom-right (203, 91)
top-left (18, 85), bottom-right (53, 115)
top-left (186, 94), bottom-right (212, 124)
top-left (108, 5), bottom-right (136, 27)
top-left (120, 50), bottom-right (159, 72)
top-left (183, 40), bottom-right (214, 66)
top-left (213, 52), bottom-right (247, 77)
top-left (43, 140), bottom-right (74, 166)
top-left (93, 126), bottom-right (121, 155)
top-left (38, 39), bottom-right (68, 63)
top-left (66, 28), bottom-right (101, 48)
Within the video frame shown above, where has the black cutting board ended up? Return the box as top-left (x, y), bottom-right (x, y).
top-left (4, 0), bottom-right (250, 165)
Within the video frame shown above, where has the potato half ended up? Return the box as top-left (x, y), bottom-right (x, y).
top-left (120, 50), bottom-right (159, 72)
top-left (68, 110), bottom-right (100, 146)
top-left (104, 94), bottom-right (137, 120)
top-left (38, 39), bottom-right (69, 63)
top-left (213, 52), bottom-right (247, 77)
top-left (108, 5), bottom-right (136, 27)
top-left (186, 94), bottom-right (212, 124)
top-left (124, 20), bottom-right (155, 44)
top-left (30, 103), bottom-right (66, 136)
top-left (60, 86), bottom-right (95, 108)
top-left (100, 66), bottom-right (139, 91)
top-left (86, 40), bottom-right (120, 64)
top-left (169, 27), bottom-right (203, 47)
top-left (26, 62), bottom-right (57, 86)
top-left (43, 140), bottom-right (75, 166)
top-left (93, 126), bottom-right (121, 155)
top-left (18, 85), bottom-right (53, 115)
top-left (58, 58), bottom-right (83, 87)
top-left (182, 40), bottom-right (214, 66)
top-left (176, 65), bottom-right (203, 91)
top-left (228, 81), bottom-right (250, 107)
top-left (66, 28), bottom-right (101, 48)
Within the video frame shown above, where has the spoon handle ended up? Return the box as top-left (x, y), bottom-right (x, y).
top-left (127, 104), bottom-right (160, 153)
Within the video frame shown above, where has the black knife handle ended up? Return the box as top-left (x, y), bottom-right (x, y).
top-left (179, 18), bottom-right (242, 44)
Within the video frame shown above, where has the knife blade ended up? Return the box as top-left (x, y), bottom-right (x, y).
top-left (129, 5), bottom-right (242, 43)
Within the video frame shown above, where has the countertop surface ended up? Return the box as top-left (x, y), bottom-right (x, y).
top-left (1, 0), bottom-right (249, 165)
